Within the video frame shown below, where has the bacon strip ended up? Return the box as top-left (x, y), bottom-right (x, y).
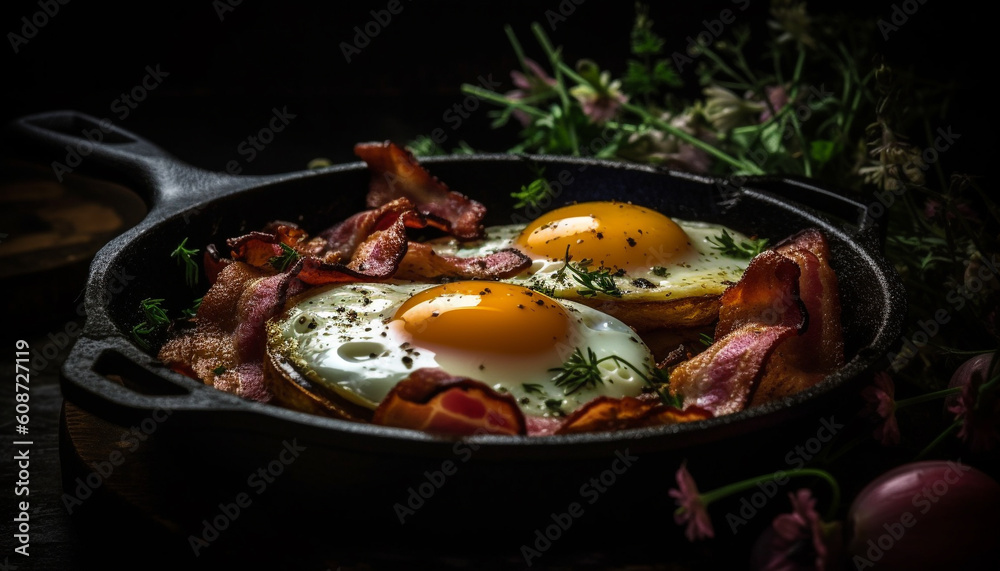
top-left (556, 395), bottom-right (712, 434)
top-left (355, 141), bottom-right (486, 240)
top-left (669, 251), bottom-right (806, 415)
top-left (372, 369), bottom-right (526, 436)
top-left (749, 229), bottom-right (845, 406)
top-left (158, 261), bottom-right (306, 402)
top-left (395, 242), bottom-right (532, 280)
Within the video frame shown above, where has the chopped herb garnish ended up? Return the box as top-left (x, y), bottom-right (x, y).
top-left (522, 383), bottom-right (546, 395)
top-left (699, 332), bottom-right (714, 347)
top-left (170, 237), bottom-right (201, 287)
top-left (511, 177), bottom-right (554, 209)
top-left (212, 366), bottom-right (227, 375)
top-left (550, 346), bottom-right (681, 407)
top-left (131, 298), bottom-right (170, 350)
top-left (651, 266), bottom-right (669, 277)
top-left (707, 229), bottom-right (769, 259)
top-left (557, 245), bottom-right (622, 298)
top-left (544, 399), bottom-right (565, 413)
top-left (268, 243), bottom-right (301, 272)
top-left (182, 297), bottom-right (203, 319)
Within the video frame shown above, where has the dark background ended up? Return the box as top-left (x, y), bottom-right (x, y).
top-left (0, 1), bottom-right (995, 569)
top-left (2, 0), bottom-right (993, 173)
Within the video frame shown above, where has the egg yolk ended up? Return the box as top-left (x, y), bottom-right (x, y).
top-left (392, 281), bottom-right (572, 356)
top-left (514, 201), bottom-right (692, 271)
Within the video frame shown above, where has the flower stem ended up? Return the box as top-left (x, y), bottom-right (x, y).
top-left (895, 386), bottom-right (962, 409)
top-left (531, 22), bottom-right (580, 156)
top-left (915, 418), bottom-right (962, 460)
top-left (460, 84), bottom-right (548, 119)
top-left (699, 468), bottom-right (841, 521)
top-left (620, 100), bottom-right (765, 174)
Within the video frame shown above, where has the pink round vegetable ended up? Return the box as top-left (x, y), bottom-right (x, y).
top-left (847, 460), bottom-right (1000, 569)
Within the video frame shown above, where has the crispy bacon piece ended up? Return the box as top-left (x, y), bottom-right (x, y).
top-left (355, 141), bottom-right (487, 240)
top-left (669, 251), bottom-right (806, 415)
top-left (749, 229), bottom-right (844, 406)
top-left (204, 244), bottom-right (231, 285)
top-left (158, 261), bottom-right (306, 402)
top-left (556, 395), bottom-right (713, 435)
top-left (395, 242), bottom-right (532, 280)
top-left (372, 369), bottom-right (526, 436)
top-left (316, 198), bottom-right (424, 264)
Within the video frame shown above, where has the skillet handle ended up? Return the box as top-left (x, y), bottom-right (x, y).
top-left (6, 110), bottom-right (236, 216)
top-left (62, 337), bottom-right (250, 423)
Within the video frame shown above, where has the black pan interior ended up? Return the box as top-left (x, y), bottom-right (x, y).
top-left (95, 154), bottom-right (893, 429)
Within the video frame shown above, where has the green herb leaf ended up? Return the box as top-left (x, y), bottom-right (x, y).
top-left (212, 365), bottom-right (227, 375)
top-left (522, 383), bottom-right (546, 395)
top-left (549, 346), bottom-right (681, 406)
top-left (131, 298), bottom-right (170, 350)
top-left (170, 238), bottom-right (200, 287)
top-left (557, 245), bottom-right (622, 297)
top-left (268, 243), bottom-right (301, 272)
top-left (182, 297), bottom-right (203, 319)
top-left (707, 229), bottom-right (769, 259)
top-left (699, 332), bottom-right (714, 347)
top-left (512, 177), bottom-right (553, 209)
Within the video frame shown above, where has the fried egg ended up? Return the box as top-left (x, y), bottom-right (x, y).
top-left (421, 201), bottom-right (755, 329)
top-left (268, 280), bottom-right (656, 417)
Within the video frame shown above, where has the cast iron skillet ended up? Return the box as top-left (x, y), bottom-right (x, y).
top-left (12, 111), bottom-right (904, 547)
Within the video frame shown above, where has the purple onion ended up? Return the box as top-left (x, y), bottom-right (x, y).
top-left (846, 460), bottom-right (1000, 569)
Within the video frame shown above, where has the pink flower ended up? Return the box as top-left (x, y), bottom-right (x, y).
top-left (668, 461), bottom-right (714, 541)
top-left (947, 352), bottom-right (1000, 452)
top-left (861, 372), bottom-right (900, 446)
top-left (506, 58), bottom-right (557, 126)
top-left (751, 489), bottom-right (842, 571)
top-left (758, 85), bottom-right (790, 122)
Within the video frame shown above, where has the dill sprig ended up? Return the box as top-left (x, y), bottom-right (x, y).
top-left (268, 243), bottom-right (301, 272)
top-left (549, 347), bottom-right (682, 407)
top-left (512, 174), bottom-right (553, 209)
top-left (522, 383), bottom-right (546, 395)
top-left (181, 297), bottom-right (203, 319)
top-left (131, 298), bottom-right (170, 350)
top-left (170, 237), bottom-right (201, 287)
top-left (707, 229), bottom-right (769, 259)
top-left (557, 245), bottom-right (622, 297)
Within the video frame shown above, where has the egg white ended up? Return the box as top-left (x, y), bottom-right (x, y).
top-left (423, 220), bottom-right (753, 302)
top-left (268, 282), bottom-right (657, 417)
